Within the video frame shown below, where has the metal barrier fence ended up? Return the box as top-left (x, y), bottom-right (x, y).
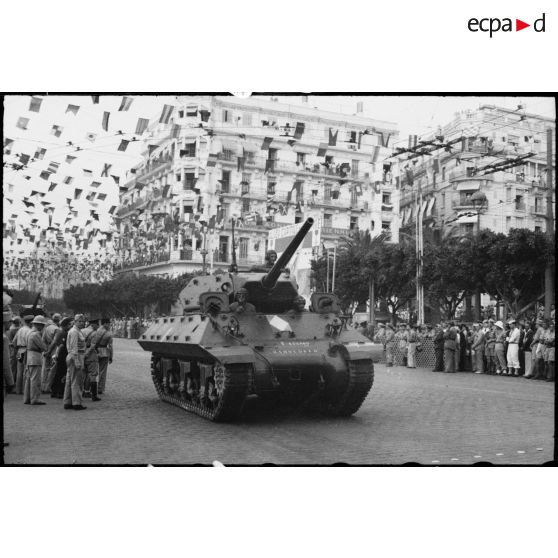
top-left (377, 338), bottom-right (437, 368)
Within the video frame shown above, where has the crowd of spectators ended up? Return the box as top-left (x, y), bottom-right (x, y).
top-left (110, 316), bottom-right (157, 339)
top-left (366, 309), bottom-right (555, 382)
top-left (3, 255), bottom-right (115, 298)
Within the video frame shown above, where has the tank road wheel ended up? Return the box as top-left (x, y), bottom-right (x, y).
top-left (324, 359), bottom-right (374, 417)
top-left (150, 354), bottom-right (250, 422)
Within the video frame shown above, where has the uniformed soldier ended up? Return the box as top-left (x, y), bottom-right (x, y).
top-left (82, 317), bottom-right (101, 401)
top-left (47, 317), bottom-right (73, 399)
top-left (95, 317), bottom-right (113, 394)
top-left (13, 314), bottom-right (33, 394)
top-left (41, 313), bottom-right (61, 393)
top-left (229, 288), bottom-right (256, 314)
top-left (7, 316), bottom-right (21, 392)
top-left (3, 311), bottom-right (15, 398)
top-left (265, 250), bottom-right (278, 269)
top-left (63, 314), bottom-right (87, 410)
top-left (24, 315), bottom-right (48, 405)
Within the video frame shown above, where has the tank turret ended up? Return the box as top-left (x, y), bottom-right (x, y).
top-left (138, 216), bottom-right (381, 422)
top-left (261, 217), bottom-right (314, 290)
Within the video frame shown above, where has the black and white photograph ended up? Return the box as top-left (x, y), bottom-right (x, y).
top-left (2, 94), bottom-right (555, 465)
top-left (1, 3), bottom-right (557, 557)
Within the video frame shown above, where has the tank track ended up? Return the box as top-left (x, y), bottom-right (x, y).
top-left (150, 354), bottom-right (250, 422)
top-left (325, 359), bottom-right (374, 417)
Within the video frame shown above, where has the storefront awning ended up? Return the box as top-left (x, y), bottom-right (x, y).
top-left (456, 182), bottom-right (481, 191)
top-left (456, 213), bottom-right (478, 224)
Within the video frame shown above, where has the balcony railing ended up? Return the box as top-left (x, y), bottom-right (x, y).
top-left (217, 151), bottom-right (370, 182)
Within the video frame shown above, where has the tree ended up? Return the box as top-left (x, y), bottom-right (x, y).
top-left (373, 238), bottom-right (417, 324)
top-left (311, 230), bottom-right (386, 314)
top-left (422, 235), bottom-right (477, 319)
top-left (478, 228), bottom-right (553, 317)
top-left (63, 272), bottom-right (194, 317)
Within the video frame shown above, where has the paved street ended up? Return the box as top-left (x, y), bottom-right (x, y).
top-left (3, 338), bottom-right (555, 465)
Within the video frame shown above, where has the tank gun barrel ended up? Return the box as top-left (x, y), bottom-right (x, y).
top-left (261, 218), bottom-right (314, 290)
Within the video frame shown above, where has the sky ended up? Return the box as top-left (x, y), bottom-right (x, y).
top-left (3, 94), bottom-right (555, 252)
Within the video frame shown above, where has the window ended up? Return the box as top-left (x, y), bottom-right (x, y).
top-left (440, 193), bottom-right (445, 209)
top-left (239, 238), bottom-right (249, 259)
top-left (242, 198), bottom-right (250, 213)
top-left (442, 167), bottom-right (446, 181)
top-left (268, 148), bottom-right (278, 161)
top-left (222, 109), bottom-right (229, 123)
top-left (178, 110), bottom-right (184, 118)
top-left (516, 216), bottom-right (524, 228)
top-left (515, 194), bottom-right (525, 211)
top-left (460, 192), bottom-right (473, 205)
top-left (186, 106), bottom-right (198, 117)
top-left (241, 177), bottom-right (250, 195)
top-left (175, 172), bottom-right (182, 183)
top-left (535, 197), bottom-right (542, 212)
top-left (181, 143), bottom-right (196, 157)
top-left (505, 188), bottom-right (512, 202)
top-left (244, 151), bottom-right (255, 164)
top-left (323, 213), bottom-right (332, 227)
top-left (466, 166), bottom-right (476, 177)
top-left (370, 220), bottom-right (375, 230)
top-left (218, 236), bottom-right (229, 262)
top-left (296, 152), bottom-right (306, 166)
top-left (184, 173), bottom-right (196, 190)
top-left (347, 130), bottom-right (357, 143)
top-left (381, 221), bottom-right (391, 232)
top-left (183, 205), bottom-right (193, 215)
top-left (220, 170), bottom-right (230, 193)
top-left (506, 216), bottom-right (511, 230)
top-left (350, 216), bottom-right (358, 230)
top-left (351, 159), bottom-right (359, 177)
top-left (324, 183), bottom-right (332, 201)
top-left (242, 112), bottom-right (252, 126)
top-left (535, 225), bottom-right (541, 232)
top-left (222, 149), bottom-right (234, 161)
top-left (222, 203), bottom-right (230, 221)
top-left (382, 192), bottom-right (391, 205)
top-left (267, 179), bottom-right (276, 195)
top-left (462, 223), bottom-right (475, 235)
top-left (242, 172), bottom-right (251, 184)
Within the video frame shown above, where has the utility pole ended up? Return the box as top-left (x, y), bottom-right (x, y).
top-left (415, 174), bottom-right (424, 325)
top-left (544, 127), bottom-right (554, 319)
top-left (326, 248), bottom-right (330, 292)
top-left (368, 276), bottom-right (375, 327)
top-left (332, 244), bottom-right (337, 292)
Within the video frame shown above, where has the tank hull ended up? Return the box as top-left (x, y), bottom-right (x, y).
top-left (138, 312), bottom-right (381, 421)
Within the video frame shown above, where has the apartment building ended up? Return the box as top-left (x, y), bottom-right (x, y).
top-left (114, 95), bottom-right (399, 277)
top-left (399, 104), bottom-right (555, 236)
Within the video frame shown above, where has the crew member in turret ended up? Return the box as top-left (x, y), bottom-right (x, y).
top-left (229, 288), bottom-right (256, 314)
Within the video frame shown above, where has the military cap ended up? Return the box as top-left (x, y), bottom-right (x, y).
top-left (23, 314), bottom-right (35, 322)
top-left (60, 317), bottom-right (73, 327)
top-left (237, 288), bottom-right (248, 294)
top-left (52, 313), bottom-right (61, 322)
top-left (88, 317), bottom-right (100, 324)
top-left (32, 315), bottom-right (49, 326)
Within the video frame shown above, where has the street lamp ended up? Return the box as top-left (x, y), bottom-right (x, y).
top-left (469, 191), bottom-right (487, 320)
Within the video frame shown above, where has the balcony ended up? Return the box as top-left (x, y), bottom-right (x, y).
top-left (321, 226), bottom-right (351, 237)
top-left (134, 159), bottom-right (173, 183)
top-left (116, 196), bottom-right (150, 217)
top-left (451, 199), bottom-right (481, 211)
top-left (217, 152), bottom-right (370, 182)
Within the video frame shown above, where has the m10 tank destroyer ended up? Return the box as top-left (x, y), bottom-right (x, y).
top-left (138, 218), bottom-right (381, 421)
